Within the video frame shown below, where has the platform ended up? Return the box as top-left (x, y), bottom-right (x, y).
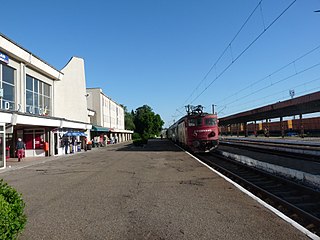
top-left (0, 139), bottom-right (311, 239)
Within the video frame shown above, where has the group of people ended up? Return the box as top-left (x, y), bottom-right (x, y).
top-left (15, 134), bottom-right (120, 162)
top-left (62, 137), bottom-right (83, 154)
top-left (92, 135), bottom-right (118, 147)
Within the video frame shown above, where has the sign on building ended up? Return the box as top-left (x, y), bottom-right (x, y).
top-left (0, 52), bottom-right (9, 64)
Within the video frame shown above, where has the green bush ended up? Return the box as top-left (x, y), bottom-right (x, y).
top-left (0, 179), bottom-right (27, 239)
top-left (132, 133), bottom-right (149, 146)
top-left (132, 132), bottom-right (141, 140)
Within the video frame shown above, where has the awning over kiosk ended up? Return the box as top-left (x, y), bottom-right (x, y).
top-left (63, 131), bottom-right (87, 137)
top-left (91, 125), bottom-right (110, 132)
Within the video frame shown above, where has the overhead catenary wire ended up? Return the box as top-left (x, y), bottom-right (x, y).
top-left (182, 0), bottom-right (264, 106)
top-left (221, 85), bottom-right (320, 117)
top-left (189, 0), bottom-right (297, 105)
top-left (216, 44), bottom-right (320, 106)
top-left (171, 0), bottom-right (297, 124)
top-left (219, 61), bottom-right (320, 110)
top-left (222, 76), bottom-right (320, 113)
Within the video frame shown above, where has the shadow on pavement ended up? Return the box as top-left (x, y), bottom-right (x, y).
top-left (116, 139), bottom-right (182, 152)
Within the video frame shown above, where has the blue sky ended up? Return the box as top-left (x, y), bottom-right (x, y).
top-left (1, 0), bottom-right (320, 127)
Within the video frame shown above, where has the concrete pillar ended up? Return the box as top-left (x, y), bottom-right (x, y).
top-left (280, 116), bottom-right (284, 138)
top-left (237, 123), bottom-right (239, 137)
top-left (299, 114), bottom-right (304, 138)
top-left (254, 121), bottom-right (257, 137)
top-left (244, 122), bottom-right (248, 137)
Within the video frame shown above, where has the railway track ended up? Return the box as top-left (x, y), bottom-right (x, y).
top-left (196, 152), bottom-right (320, 238)
top-left (220, 138), bottom-right (320, 162)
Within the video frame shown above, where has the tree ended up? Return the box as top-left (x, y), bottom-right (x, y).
top-left (152, 114), bottom-right (164, 135)
top-left (123, 105), bottom-right (135, 130)
top-left (133, 105), bottom-right (164, 139)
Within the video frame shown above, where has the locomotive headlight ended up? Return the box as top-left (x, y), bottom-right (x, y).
top-left (208, 131), bottom-right (216, 137)
top-left (193, 141), bottom-right (200, 147)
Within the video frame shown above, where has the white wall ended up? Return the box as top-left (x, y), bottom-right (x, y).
top-left (54, 57), bottom-right (88, 123)
top-left (86, 88), bottom-right (125, 130)
top-left (86, 88), bottom-right (101, 125)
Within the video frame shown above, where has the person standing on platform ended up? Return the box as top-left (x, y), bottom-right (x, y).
top-left (84, 137), bottom-right (88, 151)
top-left (16, 138), bottom-right (25, 162)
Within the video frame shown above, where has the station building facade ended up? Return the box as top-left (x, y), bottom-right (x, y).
top-left (86, 88), bottom-right (133, 144)
top-left (0, 33), bottom-right (92, 169)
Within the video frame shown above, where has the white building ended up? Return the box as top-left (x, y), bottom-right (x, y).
top-left (0, 33), bottom-right (92, 169)
top-left (86, 88), bottom-right (133, 144)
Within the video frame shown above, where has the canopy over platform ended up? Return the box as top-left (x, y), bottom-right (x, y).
top-left (219, 91), bottom-right (320, 126)
top-left (91, 125), bottom-right (110, 132)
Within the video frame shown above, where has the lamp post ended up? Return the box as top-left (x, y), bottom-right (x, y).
top-left (289, 89), bottom-right (295, 119)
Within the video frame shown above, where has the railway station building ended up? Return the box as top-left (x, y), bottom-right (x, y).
top-left (86, 88), bottom-right (133, 146)
top-left (0, 33), bottom-right (92, 169)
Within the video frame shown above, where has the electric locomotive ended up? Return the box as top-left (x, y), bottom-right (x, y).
top-left (168, 105), bottom-right (219, 152)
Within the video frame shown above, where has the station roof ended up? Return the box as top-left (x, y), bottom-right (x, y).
top-left (219, 91), bottom-right (320, 125)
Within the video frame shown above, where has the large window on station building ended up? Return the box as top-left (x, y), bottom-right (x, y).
top-left (26, 75), bottom-right (51, 116)
top-left (0, 64), bottom-right (15, 111)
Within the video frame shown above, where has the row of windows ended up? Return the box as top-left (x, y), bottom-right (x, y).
top-left (102, 97), bottom-right (124, 114)
top-left (0, 63), bottom-right (51, 116)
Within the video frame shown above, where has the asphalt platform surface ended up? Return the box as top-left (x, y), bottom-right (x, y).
top-left (0, 140), bottom-right (308, 239)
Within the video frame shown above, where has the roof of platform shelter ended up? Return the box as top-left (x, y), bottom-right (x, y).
top-left (219, 91), bottom-right (320, 125)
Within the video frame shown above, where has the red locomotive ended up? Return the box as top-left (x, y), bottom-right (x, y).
top-left (167, 105), bottom-right (219, 152)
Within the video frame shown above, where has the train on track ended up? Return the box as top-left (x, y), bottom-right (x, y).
top-left (167, 105), bottom-right (219, 153)
top-left (220, 116), bottom-right (320, 137)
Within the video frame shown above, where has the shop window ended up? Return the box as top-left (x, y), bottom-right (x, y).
top-left (23, 129), bottom-right (45, 150)
top-left (0, 64), bottom-right (15, 111)
top-left (25, 75), bottom-right (51, 116)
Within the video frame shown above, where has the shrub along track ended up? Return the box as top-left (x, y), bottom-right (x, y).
top-left (195, 152), bottom-right (320, 237)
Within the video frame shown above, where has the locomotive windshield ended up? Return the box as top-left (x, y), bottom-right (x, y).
top-left (188, 117), bottom-right (217, 127)
top-left (205, 118), bottom-right (217, 126)
top-left (188, 118), bottom-right (202, 127)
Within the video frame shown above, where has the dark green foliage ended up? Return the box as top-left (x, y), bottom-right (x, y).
top-left (125, 111), bottom-right (135, 130)
top-left (124, 105), bottom-right (164, 141)
top-left (132, 133), bottom-right (141, 140)
top-left (123, 106), bottom-right (135, 130)
top-left (0, 179), bottom-right (27, 239)
top-left (133, 105), bottom-right (164, 139)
